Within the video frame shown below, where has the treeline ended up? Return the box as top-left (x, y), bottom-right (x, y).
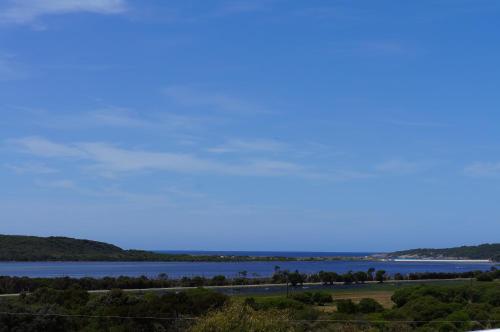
top-left (0, 282), bottom-right (500, 330)
top-left (0, 287), bottom-right (228, 331)
top-left (0, 267), bottom-right (497, 294)
top-left (271, 267), bottom-right (499, 286)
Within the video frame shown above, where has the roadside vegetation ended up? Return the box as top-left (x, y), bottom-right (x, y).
top-left (0, 281), bottom-right (499, 331)
top-left (1, 266), bottom-right (498, 294)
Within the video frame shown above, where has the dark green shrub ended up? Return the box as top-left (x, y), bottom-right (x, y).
top-left (477, 273), bottom-right (494, 282)
top-left (312, 291), bottom-right (333, 305)
top-left (358, 298), bottom-right (384, 313)
top-left (336, 299), bottom-right (358, 314)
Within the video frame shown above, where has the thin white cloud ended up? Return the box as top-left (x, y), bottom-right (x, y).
top-left (376, 159), bottom-right (431, 175)
top-left (292, 6), bottom-right (357, 20)
top-left (35, 179), bottom-right (76, 189)
top-left (9, 137), bottom-right (305, 178)
top-left (359, 41), bottom-right (406, 55)
top-left (8, 136), bottom-right (371, 181)
top-left (0, 0), bottom-right (127, 24)
top-left (464, 162), bottom-right (500, 177)
top-left (8, 107), bottom-right (208, 133)
top-left (164, 85), bottom-right (268, 114)
top-left (386, 119), bottom-right (449, 128)
top-left (330, 40), bottom-right (417, 58)
top-left (85, 108), bottom-right (207, 130)
top-left (207, 138), bottom-right (286, 153)
top-left (87, 108), bottom-right (150, 128)
top-left (8, 136), bottom-right (85, 158)
top-left (5, 162), bottom-right (58, 174)
top-left (210, 1), bottom-right (271, 17)
top-left (0, 54), bottom-right (28, 81)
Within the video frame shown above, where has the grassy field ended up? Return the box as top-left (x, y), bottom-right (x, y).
top-left (236, 279), bottom-right (475, 297)
top-left (231, 279), bottom-right (483, 315)
top-left (233, 279), bottom-right (478, 309)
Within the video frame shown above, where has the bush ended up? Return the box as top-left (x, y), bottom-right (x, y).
top-left (291, 291), bottom-right (332, 306)
top-left (312, 291), bottom-right (333, 305)
top-left (252, 297), bottom-right (304, 310)
top-left (476, 273), bottom-right (494, 282)
top-left (291, 292), bottom-right (314, 305)
top-left (190, 303), bottom-right (294, 332)
top-left (336, 299), bottom-right (358, 314)
top-left (358, 298), bottom-right (384, 313)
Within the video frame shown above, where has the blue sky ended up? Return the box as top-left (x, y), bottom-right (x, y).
top-left (1, 0), bottom-right (500, 251)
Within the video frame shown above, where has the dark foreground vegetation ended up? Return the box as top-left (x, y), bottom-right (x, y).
top-left (1, 267), bottom-right (499, 294)
top-left (388, 243), bottom-right (500, 261)
top-left (0, 281), bottom-right (499, 331)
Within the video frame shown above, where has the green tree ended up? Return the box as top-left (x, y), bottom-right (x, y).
top-left (287, 270), bottom-right (306, 287)
top-left (367, 267), bottom-right (375, 281)
top-left (353, 271), bottom-right (368, 283)
top-left (375, 270), bottom-right (387, 283)
top-left (358, 298), bottom-right (384, 313)
top-left (336, 299), bottom-right (358, 314)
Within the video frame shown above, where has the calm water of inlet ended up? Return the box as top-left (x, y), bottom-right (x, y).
top-left (0, 260), bottom-right (496, 279)
top-left (156, 251), bottom-right (376, 258)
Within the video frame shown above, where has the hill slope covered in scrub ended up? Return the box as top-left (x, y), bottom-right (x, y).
top-left (388, 243), bottom-right (500, 262)
top-left (0, 234), bottom-right (291, 262)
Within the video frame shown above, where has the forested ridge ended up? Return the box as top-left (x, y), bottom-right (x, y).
top-left (0, 234), bottom-right (293, 262)
top-left (388, 243), bottom-right (500, 262)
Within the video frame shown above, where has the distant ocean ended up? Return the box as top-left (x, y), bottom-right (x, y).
top-left (154, 250), bottom-right (377, 258)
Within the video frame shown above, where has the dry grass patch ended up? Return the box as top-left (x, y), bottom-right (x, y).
top-left (333, 291), bottom-right (395, 308)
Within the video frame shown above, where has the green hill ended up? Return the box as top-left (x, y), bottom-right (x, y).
top-left (387, 243), bottom-right (500, 262)
top-left (0, 234), bottom-right (171, 261)
top-left (0, 234), bottom-right (289, 262)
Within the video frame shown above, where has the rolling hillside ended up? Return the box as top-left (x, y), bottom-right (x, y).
top-left (0, 234), bottom-right (287, 262)
top-left (387, 243), bottom-right (500, 262)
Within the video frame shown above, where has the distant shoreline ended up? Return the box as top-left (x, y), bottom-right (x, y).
top-left (391, 258), bottom-right (492, 263)
top-left (2, 234), bottom-right (498, 263)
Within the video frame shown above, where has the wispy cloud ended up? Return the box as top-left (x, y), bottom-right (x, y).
top-left (8, 136), bottom-right (305, 178)
top-left (207, 138), bottom-right (286, 153)
top-left (5, 162), bottom-right (58, 174)
top-left (359, 41), bottom-right (407, 56)
top-left (8, 136), bottom-right (371, 182)
top-left (8, 136), bottom-right (84, 158)
top-left (210, 1), bottom-right (271, 17)
top-left (86, 108), bottom-right (152, 128)
top-left (0, 54), bottom-right (28, 80)
top-left (35, 178), bottom-right (76, 189)
top-left (6, 107), bottom-right (208, 132)
top-left (464, 162), bottom-right (500, 178)
top-left (0, 0), bottom-right (127, 25)
top-left (164, 85), bottom-right (268, 114)
top-left (386, 119), bottom-right (449, 128)
top-left (330, 40), bottom-right (417, 58)
top-left (85, 108), bottom-right (207, 130)
top-left (376, 159), bottom-right (432, 175)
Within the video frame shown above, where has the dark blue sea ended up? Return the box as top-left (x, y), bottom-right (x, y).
top-left (0, 250), bottom-right (496, 279)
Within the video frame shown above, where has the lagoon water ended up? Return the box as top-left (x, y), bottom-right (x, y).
top-left (156, 251), bottom-right (376, 258)
top-left (0, 259), bottom-right (495, 279)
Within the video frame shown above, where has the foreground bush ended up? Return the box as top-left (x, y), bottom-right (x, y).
top-left (190, 303), bottom-right (295, 332)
